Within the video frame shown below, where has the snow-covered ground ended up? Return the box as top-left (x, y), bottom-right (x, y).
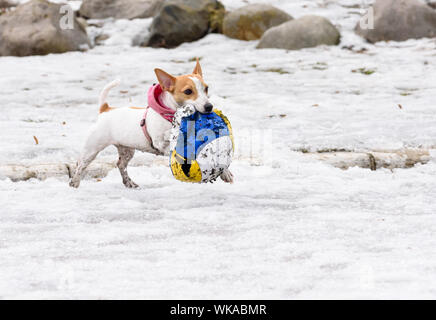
top-left (1, 0), bottom-right (436, 299)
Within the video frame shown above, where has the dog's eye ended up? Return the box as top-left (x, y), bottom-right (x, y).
top-left (205, 86), bottom-right (209, 94)
top-left (184, 89), bottom-right (193, 95)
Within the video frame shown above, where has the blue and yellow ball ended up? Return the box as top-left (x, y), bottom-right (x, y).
top-left (170, 109), bottom-right (234, 183)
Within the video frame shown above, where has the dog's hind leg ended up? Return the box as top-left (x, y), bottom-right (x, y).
top-left (116, 145), bottom-right (138, 189)
top-left (69, 146), bottom-right (107, 188)
top-left (69, 149), bottom-right (103, 188)
top-left (69, 127), bottom-right (109, 188)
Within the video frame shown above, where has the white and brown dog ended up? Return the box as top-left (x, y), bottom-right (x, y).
top-left (69, 59), bottom-right (234, 188)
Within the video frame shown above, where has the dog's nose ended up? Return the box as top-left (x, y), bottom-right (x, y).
top-left (204, 103), bottom-right (213, 113)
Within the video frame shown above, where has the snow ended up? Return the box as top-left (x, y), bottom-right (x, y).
top-left (1, 0), bottom-right (436, 299)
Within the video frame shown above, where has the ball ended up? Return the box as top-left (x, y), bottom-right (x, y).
top-left (169, 106), bottom-right (234, 183)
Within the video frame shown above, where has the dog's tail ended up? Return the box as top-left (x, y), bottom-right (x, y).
top-left (99, 79), bottom-right (121, 113)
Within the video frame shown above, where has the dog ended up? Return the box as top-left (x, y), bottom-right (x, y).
top-left (69, 59), bottom-right (234, 188)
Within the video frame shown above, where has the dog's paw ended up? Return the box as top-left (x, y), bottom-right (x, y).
top-left (220, 169), bottom-right (234, 184)
top-left (69, 179), bottom-right (80, 188)
top-left (123, 179), bottom-right (139, 189)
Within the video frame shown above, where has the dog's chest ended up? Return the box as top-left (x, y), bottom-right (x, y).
top-left (144, 108), bottom-right (173, 152)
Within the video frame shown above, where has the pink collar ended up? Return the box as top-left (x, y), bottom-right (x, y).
top-left (140, 84), bottom-right (176, 154)
top-left (147, 84), bottom-right (175, 122)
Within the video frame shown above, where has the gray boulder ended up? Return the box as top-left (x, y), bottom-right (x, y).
top-left (223, 3), bottom-right (292, 40)
top-left (79, 0), bottom-right (162, 20)
top-left (139, 0), bottom-right (225, 48)
top-left (0, 0), bottom-right (16, 9)
top-left (257, 15), bottom-right (340, 50)
top-left (0, 0), bottom-right (91, 56)
top-left (355, 0), bottom-right (436, 43)
top-left (425, 0), bottom-right (436, 9)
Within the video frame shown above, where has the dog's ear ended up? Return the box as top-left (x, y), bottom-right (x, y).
top-left (155, 68), bottom-right (176, 92)
top-left (192, 58), bottom-right (203, 77)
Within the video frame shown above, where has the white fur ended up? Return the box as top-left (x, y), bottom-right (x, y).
top-left (99, 79), bottom-right (121, 106)
top-left (69, 78), bottom-right (233, 188)
top-left (160, 90), bottom-right (178, 110)
top-left (188, 77), bottom-right (209, 113)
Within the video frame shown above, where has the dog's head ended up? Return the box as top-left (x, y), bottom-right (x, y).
top-left (154, 58), bottom-right (213, 114)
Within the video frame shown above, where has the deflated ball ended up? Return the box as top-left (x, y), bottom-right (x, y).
top-left (169, 106), bottom-right (234, 183)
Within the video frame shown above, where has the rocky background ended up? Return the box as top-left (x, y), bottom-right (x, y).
top-left (1, 0), bottom-right (435, 56)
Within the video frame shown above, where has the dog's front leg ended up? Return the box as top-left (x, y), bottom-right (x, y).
top-left (116, 145), bottom-right (138, 188)
top-left (220, 169), bottom-right (234, 183)
top-left (153, 128), bottom-right (172, 155)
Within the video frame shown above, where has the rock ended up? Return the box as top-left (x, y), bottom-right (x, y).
top-left (79, 0), bottom-right (162, 20)
top-left (209, 0), bottom-right (225, 33)
top-left (355, 0), bottom-right (436, 43)
top-left (95, 33), bottom-right (110, 45)
top-left (0, 162), bottom-right (114, 182)
top-left (0, 0), bottom-right (91, 56)
top-left (0, 157), bottom-right (168, 182)
top-left (223, 4), bottom-right (292, 40)
top-left (0, 0), bottom-right (16, 9)
top-left (76, 16), bottom-right (88, 29)
top-left (140, 0), bottom-right (225, 48)
top-left (0, 149), bottom-right (429, 182)
top-left (257, 15), bottom-right (340, 50)
top-left (425, 0), bottom-right (436, 9)
top-left (306, 149), bottom-right (430, 170)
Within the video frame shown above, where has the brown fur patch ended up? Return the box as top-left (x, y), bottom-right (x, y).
top-left (193, 58), bottom-right (203, 77)
top-left (99, 103), bottom-right (114, 114)
top-left (99, 104), bottom-right (144, 114)
top-left (171, 74), bottom-right (208, 104)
